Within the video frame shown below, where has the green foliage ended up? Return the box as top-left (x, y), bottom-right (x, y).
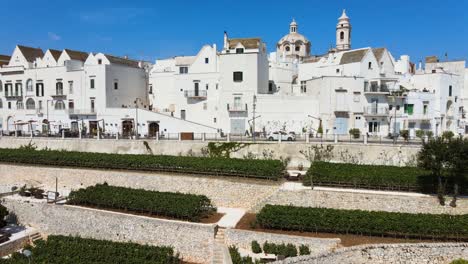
top-left (262, 242), bottom-right (297, 257)
top-left (256, 205), bottom-right (468, 240)
top-left (251, 240), bottom-right (262, 254)
top-left (68, 184), bottom-right (215, 222)
top-left (400, 129), bottom-right (409, 140)
top-left (451, 259), bottom-right (468, 264)
top-left (348, 128), bottom-right (360, 139)
top-left (442, 131), bottom-right (455, 141)
top-left (0, 235), bottom-right (180, 264)
top-left (299, 244), bottom-right (311, 255)
top-left (207, 142), bottom-right (248, 158)
top-left (317, 122), bottom-right (323, 134)
top-left (415, 130), bottom-right (425, 139)
top-left (229, 245), bottom-right (257, 264)
top-left (0, 148), bottom-right (284, 180)
top-left (303, 161), bottom-right (432, 192)
top-left (426, 130), bottom-right (434, 138)
top-left (0, 204), bottom-right (8, 228)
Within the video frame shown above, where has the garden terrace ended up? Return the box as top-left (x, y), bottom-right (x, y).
top-left (68, 184), bottom-right (216, 222)
top-left (255, 205), bottom-right (468, 241)
top-left (0, 235), bottom-right (180, 264)
top-left (303, 161), bottom-right (439, 193)
top-left (0, 148), bottom-right (284, 180)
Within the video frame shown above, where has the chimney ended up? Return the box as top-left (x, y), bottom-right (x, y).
top-left (223, 31), bottom-right (229, 50)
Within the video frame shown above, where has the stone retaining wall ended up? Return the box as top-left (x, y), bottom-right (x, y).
top-left (224, 229), bottom-right (340, 256)
top-left (274, 243), bottom-right (468, 264)
top-left (253, 188), bottom-right (468, 215)
top-left (0, 236), bottom-right (29, 257)
top-left (2, 197), bottom-right (216, 264)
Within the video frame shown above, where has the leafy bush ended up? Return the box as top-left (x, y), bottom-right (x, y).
top-left (442, 131), bottom-right (455, 141)
top-left (262, 242), bottom-right (297, 258)
top-left (400, 129), bottom-right (409, 140)
top-left (416, 130), bottom-right (425, 139)
top-left (0, 148), bottom-right (284, 180)
top-left (68, 184), bottom-right (215, 222)
top-left (251, 240), bottom-right (262, 254)
top-left (229, 246), bottom-right (256, 264)
top-left (303, 161), bottom-right (432, 192)
top-left (0, 235), bottom-right (180, 264)
top-left (348, 128), bottom-right (360, 139)
top-left (256, 205), bottom-right (468, 240)
top-left (299, 244), bottom-right (311, 255)
top-left (426, 130), bottom-right (434, 138)
top-left (0, 204), bottom-right (8, 228)
top-left (451, 260), bottom-right (468, 264)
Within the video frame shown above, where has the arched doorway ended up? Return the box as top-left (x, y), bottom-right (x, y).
top-left (148, 122), bottom-right (159, 137)
top-left (122, 120), bottom-right (134, 138)
top-left (42, 119), bottom-right (49, 135)
top-left (7, 117), bottom-right (15, 134)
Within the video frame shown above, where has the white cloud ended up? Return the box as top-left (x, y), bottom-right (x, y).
top-left (48, 32), bottom-right (61, 41)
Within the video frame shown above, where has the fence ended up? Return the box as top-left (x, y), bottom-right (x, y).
top-left (0, 130), bottom-right (425, 145)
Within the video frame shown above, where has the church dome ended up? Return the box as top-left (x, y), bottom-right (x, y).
top-left (277, 19), bottom-right (310, 46)
top-left (276, 19), bottom-right (311, 60)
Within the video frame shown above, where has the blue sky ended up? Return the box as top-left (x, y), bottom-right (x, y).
top-left (1, 0), bottom-right (467, 64)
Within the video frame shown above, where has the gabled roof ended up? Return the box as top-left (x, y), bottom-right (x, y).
top-left (105, 54), bottom-right (140, 68)
top-left (339, 49), bottom-right (368, 65)
top-left (48, 49), bottom-right (62, 61)
top-left (175, 56), bottom-right (196, 66)
top-left (0, 55), bottom-right (10, 67)
top-left (17, 45), bottom-right (44, 62)
top-left (372, 48), bottom-right (386, 61)
top-left (228, 38), bottom-right (261, 49)
top-left (64, 49), bottom-right (89, 61)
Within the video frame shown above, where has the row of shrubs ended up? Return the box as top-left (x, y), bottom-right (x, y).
top-left (229, 246), bottom-right (259, 264)
top-left (67, 183), bottom-right (215, 222)
top-left (303, 161), bottom-right (436, 192)
top-left (0, 148), bottom-right (284, 180)
top-left (251, 240), bottom-right (310, 257)
top-left (255, 205), bottom-right (468, 240)
top-left (0, 235), bottom-right (180, 264)
top-left (0, 204), bottom-right (7, 228)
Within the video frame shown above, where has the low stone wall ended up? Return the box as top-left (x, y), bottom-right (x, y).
top-left (0, 164), bottom-right (278, 209)
top-left (274, 243), bottom-right (468, 264)
top-left (2, 197), bottom-right (216, 264)
top-left (224, 229), bottom-right (340, 256)
top-left (252, 187), bottom-right (468, 215)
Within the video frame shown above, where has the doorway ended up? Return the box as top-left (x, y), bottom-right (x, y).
top-left (89, 121), bottom-right (98, 136)
top-left (148, 122), bottom-right (159, 137)
top-left (122, 120), bottom-right (134, 138)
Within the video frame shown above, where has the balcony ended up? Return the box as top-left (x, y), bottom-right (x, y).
top-left (68, 109), bottom-right (96, 116)
top-left (227, 103), bottom-right (248, 112)
top-left (363, 106), bottom-right (389, 116)
top-left (184, 90), bottom-right (207, 99)
top-left (51, 92), bottom-right (67, 99)
top-left (4, 93), bottom-right (23, 100)
top-left (364, 84), bottom-right (390, 94)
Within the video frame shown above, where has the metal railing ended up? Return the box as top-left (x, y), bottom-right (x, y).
top-left (364, 84), bottom-right (390, 93)
top-left (364, 106), bottom-right (389, 116)
top-left (227, 103), bottom-right (248, 112)
top-left (184, 90), bottom-right (207, 98)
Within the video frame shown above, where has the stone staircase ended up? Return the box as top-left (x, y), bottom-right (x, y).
top-left (29, 232), bottom-right (43, 245)
top-left (212, 228), bottom-right (229, 264)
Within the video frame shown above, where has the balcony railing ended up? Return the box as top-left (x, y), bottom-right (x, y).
top-left (5, 92), bottom-right (23, 99)
top-left (364, 84), bottom-right (390, 94)
top-left (68, 109), bottom-right (96, 115)
top-left (184, 90), bottom-right (207, 99)
top-left (364, 106), bottom-right (389, 116)
top-left (227, 103), bottom-right (248, 112)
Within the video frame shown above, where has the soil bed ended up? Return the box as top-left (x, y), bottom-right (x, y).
top-left (236, 213), bottom-right (439, 247)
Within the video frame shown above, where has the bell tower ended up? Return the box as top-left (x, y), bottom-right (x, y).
top-left (336, 9), bottom-right (351, 51)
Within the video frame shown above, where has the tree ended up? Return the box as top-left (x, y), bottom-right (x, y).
top-left (446, 137), bottom-right (468, 206)
top-left (0, 203), bottom-right (8, 228)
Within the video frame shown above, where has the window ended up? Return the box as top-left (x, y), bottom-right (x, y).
top-left (55, 100), bottom-right (65, 110)
top-left (285, 46), bottom-right (290, 52)
top-left (269, 82), bottom-right (273, 92)
top-left (449, 85), bottom-right (452, 96)
top-left (0, 99), bottom-right (2, 109)
top-left (149, 85), bottom-right (153, 94)
top-left (26, 98), bottom-right (35, 110)
top-left (216, 83), bottom-right (219, 90)
top-left (98, 59), bottom-right (102, 65)
top-left (396, 105), bottom-right (400, 111)
top-left (236, 48), bottom-right (244, 54)
top-left (300, 81), bottom-right (307, 93)
top-left (5, 83), bottom-right (12, 96)
top-left (90, 99), bottom-right (95, 112)
top-left (404, 104), bottom-right (414, 115)
top-left (423, 104), bottom-right (428, 115)
top-left (355, 116), bottom-right (361, 120)
top-left (336, 69), bottom-right (340, 73)
top-left (353, 92), bottom-right (360, 102)
top-left (368, 121), bottom-right (380, 133)
top-left (8, 102), bottom-right (11, 109)
top-left (368, 62), bottom-right (372, 69)
top-left (68, 100), bottom-right (74, 110)
top-left (0, 81), bottom-right (2, 92)
top-left (205, 58), bottom-right (209, 64)
top-left (56, 82), bottom-right (63, 95)
top-left (295, 46), bottom-right (300, 52)
top-left (26, 79), bottom-right (33, 92)
top-left (90, 79), bottom-right (95, 89)
top-left (16, 100), bottom-right (24, 109)
top-left (213, 118), bottom-right (217, 123)
top-left (206, 84), bottom-right (209, 90)
top-left (38, 100), bottom-right (42, 110)
top-left (181, 110), bottom-right (186, 120)
top-left (179, 67), bottom-right (188, 74)
top-left (389, 105), bottom-right (393, 111)
top-left (233, 72), bottom-right (243, 82)
top-left (203, 103), bottom-right (207, 110)
top-left (15, 82), bottom-right (22, 96)
top-left (340, 31), bottom-right (344, 40)
top-left (114, 81), bottom-right (118, 90)
top-left (69, 81), bottom-right (74, 94)
top-left (36, 83), bottom-right (44, 97)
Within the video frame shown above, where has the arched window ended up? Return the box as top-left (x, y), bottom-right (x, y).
top-left (26, 79), bottom-right (33, 92)
top-left (285, 46), bottom-right (290, 52)
top-left (368, 62), bottom-right (372, 69)
top-left (26, 98), bottom-right (35, 110)
top-left (56, 82), bottom-right (63, 95)
top-left (16, 100), bottom-right (24, 109)
top-left (295, 46), bottom-right (300, 52)
top-left (340, 31), bottom-right (345, 40)
top-left (55, 100), bottom-right (65, 110)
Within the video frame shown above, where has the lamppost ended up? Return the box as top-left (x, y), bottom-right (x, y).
top-left (134, 98), bottom-right (142, 139)
top-left (46, 99), bottom-right (54, 135)
top-left (389, 94), bottom-right (398, 144)
top-left (252, 95), bottom-right (257, 142)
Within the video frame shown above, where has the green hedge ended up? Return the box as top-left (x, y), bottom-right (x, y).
top-left (451, 260), bottom-right (468, 264)
top-left (68, 184), bottom-right (215, 222)
top-left (303, 161), bottom-right (433, 192)
top-left (256, 205), bottom-right (468, 240)
top-left (0, 204), bottom-right (7, 228)
top-left (0, 148), bottom-right (283, 180)
top-left (0, 235), bottom-right (179, 264)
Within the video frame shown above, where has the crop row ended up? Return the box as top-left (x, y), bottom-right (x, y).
top-left (68, 183), bottom-right (215, 222)
top-left (0, 235), bottom-right (180, 264)
top-left (256, 205), bottom-right (468, 240)
top-left (0, 148), bottom-right (284, 180)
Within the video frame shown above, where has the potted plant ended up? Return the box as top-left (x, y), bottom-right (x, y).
top-left (349, 128), bottom-right (360, 139)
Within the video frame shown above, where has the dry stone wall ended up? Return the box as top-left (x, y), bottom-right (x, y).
top-left (224, 229), bottom-right (340, 256)
top-left (2, 197), bottom-right (216, 264)
top-left (274, 243), bottom-right (468, 264)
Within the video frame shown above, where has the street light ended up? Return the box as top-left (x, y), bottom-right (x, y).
top-left (252, 95), bottom-right (257, 142)
top-left (134, 98), bottom-right (142, 139)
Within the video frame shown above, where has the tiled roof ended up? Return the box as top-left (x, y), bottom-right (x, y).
top-left (64, 49), bottom-right (89, 61)
top-left (17, 45), bottom-right (44, 62)
top-left (105, 54), bottom-right (140, 68)
top-left (339, 49), bottom-right (368, 65)
top-left (0, 55), bottom-right (10, 67)
top-left (49, 49), bottom-right (62, 61)
top-left (228, 38), bottom-right (261, 49)
top-left (425, 56), bottom-right (439, 63)
top-left (372, 48), bottom-right (386, 61)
